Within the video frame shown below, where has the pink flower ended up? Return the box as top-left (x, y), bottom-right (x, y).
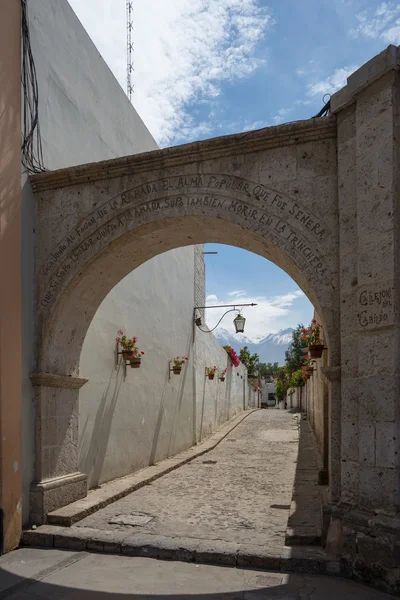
top-left (118, 330), bottom-right (124, 335)
top-left (116, 337), bottom-right (121, 343)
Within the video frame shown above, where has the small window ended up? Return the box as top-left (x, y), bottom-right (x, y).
top-left (268, 393), bottom-right (275, 401)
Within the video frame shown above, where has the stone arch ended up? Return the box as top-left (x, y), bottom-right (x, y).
top-left (30, 118), bottom-right (341, 522)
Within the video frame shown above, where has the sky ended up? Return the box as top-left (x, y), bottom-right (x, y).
top-left (68, 0), bottom-right (397, 339)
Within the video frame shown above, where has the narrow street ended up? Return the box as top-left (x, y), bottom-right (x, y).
top-left (75, 410), bottom-right (301, 548)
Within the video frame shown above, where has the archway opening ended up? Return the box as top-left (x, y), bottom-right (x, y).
top-left (68, 239), bottom-right (329, 551)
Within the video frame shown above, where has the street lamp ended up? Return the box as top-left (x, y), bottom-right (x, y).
top-left (193, 303), bottom-right (257, 339)
top-left (233, 313), bottom-right (246, 334)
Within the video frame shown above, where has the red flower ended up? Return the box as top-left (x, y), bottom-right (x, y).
top-left (116, 337), bottom-right (121, 343)
top-left (141, 351), bottom-right (145, 355)
top-left (118, 329), bottom-right (124, 335)
top-left (312, 319), bottom-right (316, 323)
top-left (185, 357), bottom-right (189, 360)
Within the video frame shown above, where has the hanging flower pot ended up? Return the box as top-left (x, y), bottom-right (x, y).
top-left (309, 344), bottom-right (324, 359)
top-left (219, 368), bottom-right (227, 382)
top-left (206, 367), bottom-right (218, 380)
top-left (170, 357), bottom-right (188, 376)
top-left (116, 330), bottom-right (145, 366)
top-left (301, 320), bottom-right (324, 359)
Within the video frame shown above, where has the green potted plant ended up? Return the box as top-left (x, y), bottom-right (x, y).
top-left (206, 366), bottom-right (218, 380)
top-left (219, 368), bottom-right (227, 382)
top-left (302, 320), bottom-right (324, 359)
top-left (116, 330), bottom-right (145, 367)
top-left (171, 357), bottom-right (188, 375)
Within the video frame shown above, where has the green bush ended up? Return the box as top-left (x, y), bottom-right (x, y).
top-left (288, 369), bottom-right (304, 389)
top-left (275, 379), bottom-right (288, 402)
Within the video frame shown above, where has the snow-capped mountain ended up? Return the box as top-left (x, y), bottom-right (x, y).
top-left (214, 327), bottom-right (294, 365)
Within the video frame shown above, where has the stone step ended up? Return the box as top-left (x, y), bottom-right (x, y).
top-left (21, 525), bottom-right (342, 577)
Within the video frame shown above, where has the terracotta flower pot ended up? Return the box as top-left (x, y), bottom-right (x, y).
top-left (309, 344), bottom-right (324, 359)
top-left (130, 357), bottom-right (141, 368)
top-left (122, 350), bottom-right (134, 360)
top-left (173, 366), bottom-right (182, 375)
top-left (208, 374), bottom-right (215, 380)
top-left (220, 377), bottom-right (225, 382)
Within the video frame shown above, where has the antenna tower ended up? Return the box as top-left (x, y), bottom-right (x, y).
top-left (126, 1), bottom-right (134, 100)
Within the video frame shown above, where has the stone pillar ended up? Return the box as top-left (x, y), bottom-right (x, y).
top-left (320, 367), bottom-right (341, 491)
top-left (329, 46), bottom-right (400, 592)
top-left (30, 374), bottom-right (88, 524)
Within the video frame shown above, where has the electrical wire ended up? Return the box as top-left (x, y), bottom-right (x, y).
top-left (21, 0), bottom-right (46, 173)
top-left (312, 94), bottom-right (331, 119)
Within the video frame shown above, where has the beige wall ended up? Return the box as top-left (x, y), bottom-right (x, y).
top-left (0, 0), bottom-right (22, 552)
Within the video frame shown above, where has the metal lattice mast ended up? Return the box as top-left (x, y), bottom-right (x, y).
top-left (126, 1), bottom-right (134, 100)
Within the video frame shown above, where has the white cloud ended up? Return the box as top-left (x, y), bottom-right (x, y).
top-left (205, 289), bottom-right (307, 339)
top-left (307, 66), bottom-right (358, 98)
top-left (351, 2), bottom-right (400, 41)
top-left (206, 294), bottom-right (219, 304)
top-left (272, 107), bottom-right (292, 125)
top-left (241, 119), bottom-right (270, 131)
top-left (228, 290), bottom-right (247, 298)
top-left (68, 0), bottom-right (272, 146)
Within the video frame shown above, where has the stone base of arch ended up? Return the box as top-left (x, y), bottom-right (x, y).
top-left (30, 373), bottom-right (88, 525)
top-left (30, 472), bottom-right (87, 526)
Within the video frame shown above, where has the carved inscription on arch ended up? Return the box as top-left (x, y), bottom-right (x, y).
top-left (358, 282), bottom-right (395, 329)
top-left (39, 175), bottom-right (333, 309)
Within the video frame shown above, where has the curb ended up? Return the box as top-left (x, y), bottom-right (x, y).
top-left (45, 409), bottom-right (258, 526)
top-left (21, 526), bottom-right (343, 577)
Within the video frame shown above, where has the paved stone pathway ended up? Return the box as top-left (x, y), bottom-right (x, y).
top-left (76, 410), bottom-right (301, 548)
top-left (0, 548), bottom-right (396, 599)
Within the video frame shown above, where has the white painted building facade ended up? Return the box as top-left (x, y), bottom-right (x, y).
top-left (260, 380), bottom-right (276, 407)
top-left (21, 0), bottom-right (255, 523)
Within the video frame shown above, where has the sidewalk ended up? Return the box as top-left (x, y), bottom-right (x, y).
top-left (0, 548), bottom-right (396, 599)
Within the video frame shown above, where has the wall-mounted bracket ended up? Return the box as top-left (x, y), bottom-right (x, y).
top-left (115, 343), bottom-right (130, 379)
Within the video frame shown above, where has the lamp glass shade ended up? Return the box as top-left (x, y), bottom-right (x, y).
top-left (234, 313), bottom-right (246, 333)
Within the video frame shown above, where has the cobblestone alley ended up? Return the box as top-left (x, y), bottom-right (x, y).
top-left (74, 410), bottom-right (310, 549)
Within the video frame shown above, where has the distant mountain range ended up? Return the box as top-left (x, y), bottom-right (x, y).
top-left (214, 327), bottom-right (294, 365)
